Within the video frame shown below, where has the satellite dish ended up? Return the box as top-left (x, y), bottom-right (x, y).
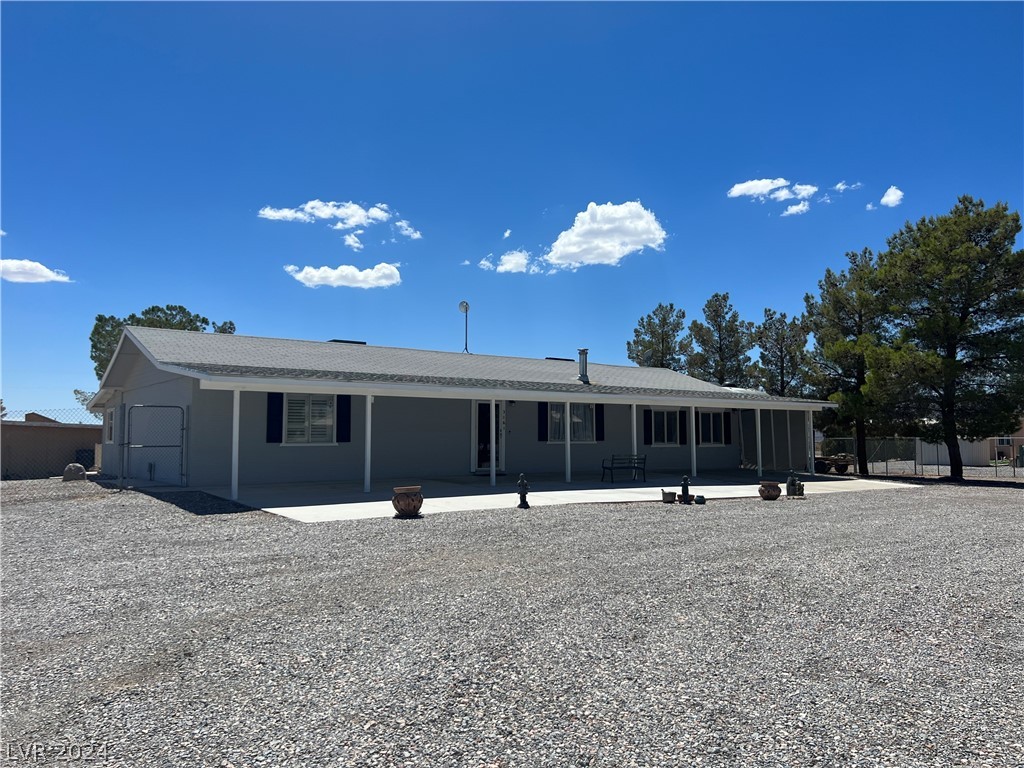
top-left (459, 301), bottom-right (470, 313)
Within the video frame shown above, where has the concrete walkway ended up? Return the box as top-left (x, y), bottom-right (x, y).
top-left (198, 471), bottom-right (921, 523)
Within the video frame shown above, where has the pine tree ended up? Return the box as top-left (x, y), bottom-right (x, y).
top-left (686, 292), bottom-right (755, 387)
top-left (754, 308), bottom-right (809, 398)
top-left (871, 195), bottom-right (1024, 480)
top-left (626, 302), bottom-right (693, 371)
top-left (804, 249), bottom-right (887, 476)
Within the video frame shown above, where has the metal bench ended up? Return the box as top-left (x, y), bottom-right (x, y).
top-left (601, 454), bottom-right (647, 482)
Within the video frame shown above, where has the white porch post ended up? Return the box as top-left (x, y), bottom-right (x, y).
top-left (770, 410), bottom-right (777, 473)
top-left (363, 395), bottom-right (373, 493)
top-left (631, 404), bottom-right (637, 455)
top-left (564, 400), bottom-right (572, 483)
top-left (689, 405), bottom-right (697, 478)
top-left (787, 411), bottom-right (794, 470)
top-left (755, 407), bottom-right (763, 478)
top-left (230, 389), bottom-right (240, 501)
top-left (489, 398), bottom-right (496, 488)
top-left (807, 411), bottom-right (815, 475)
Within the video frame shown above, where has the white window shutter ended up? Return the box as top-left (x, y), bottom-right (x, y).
top-left (286, 395), bottom-right (309, 443)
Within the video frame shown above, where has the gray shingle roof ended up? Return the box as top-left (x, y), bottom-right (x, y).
top-left (124, 326), bottom-right (824, 406)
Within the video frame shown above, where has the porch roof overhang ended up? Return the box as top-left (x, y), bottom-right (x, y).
top-left (184, 364), bottom-right (830, 412)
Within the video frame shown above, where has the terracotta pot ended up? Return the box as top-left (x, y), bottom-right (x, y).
top-left (758, 481), bottom-right (781, 501)
top-left (392, 486), bottom-right (424, 518)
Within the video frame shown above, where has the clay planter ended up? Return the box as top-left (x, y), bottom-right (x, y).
top-left (392, 486), bottom-right (424, 518)
top-left (758, 481), bottom-right (782, 501)
top-left (661, 490), bottom-right (677, 503)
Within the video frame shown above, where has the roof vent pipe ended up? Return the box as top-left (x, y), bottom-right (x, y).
top-left (577, 348), bottom-right (589, 384)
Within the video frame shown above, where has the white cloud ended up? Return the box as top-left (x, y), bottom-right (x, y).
top-left (880, 186), bottom-right (904, 207)
top-left (818, 194), bottom-right (832, 204)
top-left (258, 206), bottom-right (313, 222)
top-left (866, 203), bottom-right (877, 211)
top-left (1, 259), bottom-right (72, 283)
top-left (395, 220), bottom-right (422, 240)
top-left (770, 188), bottom-right (795, 201)
top-left (496, 250), bottom-right (530, 273)
top-left (0, 229), bottom-right (7, 236)
top-left (833, 181), bottom-right (863, 193)
top-left (260, 199), bottom-right (393, 230)
top-left (727, 178), bottom-right (789, 199)
top-left (544, 201), bottom-right (666, 270)
top-left (460, 259), bottom-right (471, 266)
top-left (503, 229), bottom-right (511, 239)
top-left (478, 256), bottom-right (496, 271)
top-left (284, 262), bottom-right (401, 289)
top-left (343, 231), bottom-right (364, 251)
top-left (792, 184), bottom-right (818, 200)
top-left (781, 201), bottom-right (810, 217)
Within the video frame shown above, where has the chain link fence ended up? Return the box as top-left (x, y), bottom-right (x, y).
top-left (815, 435), bottom-right (1024, 481)
top-left (1, 408), bottom-right (104, 480)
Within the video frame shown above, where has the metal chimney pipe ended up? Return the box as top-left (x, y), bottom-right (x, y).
top-left (577, 348), bottom-right (589, 384)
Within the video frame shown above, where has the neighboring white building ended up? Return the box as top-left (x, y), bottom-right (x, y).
top-left (89, 327), bottom-right (831, 499)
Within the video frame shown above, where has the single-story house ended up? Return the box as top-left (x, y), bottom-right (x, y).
top-left (88, 327), bottom-right (832, 500)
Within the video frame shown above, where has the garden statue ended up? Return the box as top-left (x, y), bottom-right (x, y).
top-left (517, 473), bottom-right (530, 509)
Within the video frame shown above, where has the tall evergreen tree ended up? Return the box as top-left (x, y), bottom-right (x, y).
top-left (626, 302), bottom-right (693, 370)
top-left (871, 195), bottom-right (1024, 480)
top-left (804, 249), bottom-right (887, 476)
top-left (686, 292), bottom-right (755, 387)
top-left (89, 304), bottom-right (236, 380)
top-left (754, 308), bottom-right (809, 398)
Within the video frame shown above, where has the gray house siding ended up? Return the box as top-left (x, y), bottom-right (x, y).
top-left (102, 355), bottom-right (194, 484)
top-left (369, 396), bottom-right (469, 480)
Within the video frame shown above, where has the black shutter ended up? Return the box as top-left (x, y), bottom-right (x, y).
top-left (266, 393), bottom-right (283, 443)
top-left (696, 409), bottom-right (702, 445)
top-left (643, 409), bottom-right (653, 445)
top-left (723, 411), bottom-right (732, 445)
top-left (537, 402), bottom-right (548, 441)
top-left (679, 410), bottom-right (686, 444)
top-left (595, 404), bottom-right (605, 441)
top-left (336, 395), bottom-right (352, 443)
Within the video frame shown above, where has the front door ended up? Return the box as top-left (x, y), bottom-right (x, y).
top-left (474, 401), bottom-right (505, 472)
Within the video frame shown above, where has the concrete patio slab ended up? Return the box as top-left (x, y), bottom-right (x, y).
top-left (197, 471), bottom-right (921, 523)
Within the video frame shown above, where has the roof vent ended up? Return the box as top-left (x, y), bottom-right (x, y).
top-left (328, 339), bottom-right (367, 345)
top-left (577, 348), bottom-right (590, 384)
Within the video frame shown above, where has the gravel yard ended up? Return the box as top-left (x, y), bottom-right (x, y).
top-left (1, 479), bottom-right (1022, 768)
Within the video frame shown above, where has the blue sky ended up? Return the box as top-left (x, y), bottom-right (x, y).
top-left (2, 2), bottom-right (1022, 413)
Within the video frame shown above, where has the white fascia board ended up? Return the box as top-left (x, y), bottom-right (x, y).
top-left (196, 376), bottom-right (830, 411)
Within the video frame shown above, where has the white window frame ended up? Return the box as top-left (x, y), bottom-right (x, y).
top-left (651, 409), bottom-right (680, 447)
top-left (699, 410), bottom-right (726, 446)
top-left (547, 403), bottom-right (596, 444)
top-left (104, 409), bottom-right (115, 444)
top-left (283, 393), bottom-right (336, 445)
top-left (996, 437), bottom-right (1012, 446)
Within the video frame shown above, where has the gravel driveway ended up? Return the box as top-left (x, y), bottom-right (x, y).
top-left (1, 479), bottom-right (1021, 767)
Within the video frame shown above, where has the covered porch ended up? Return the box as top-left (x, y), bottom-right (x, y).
top-left (211, 386), bottom-right (821, 502)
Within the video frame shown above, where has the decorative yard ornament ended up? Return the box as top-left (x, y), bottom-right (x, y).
top-left (517, 473), bottom-right (530, 509)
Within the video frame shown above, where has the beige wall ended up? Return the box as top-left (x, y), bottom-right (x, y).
top-left (1, 422), bottom-right (103, 480)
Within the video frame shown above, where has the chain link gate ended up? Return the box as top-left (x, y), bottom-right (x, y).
top-left (122, 405), bottom-right (187, 486)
